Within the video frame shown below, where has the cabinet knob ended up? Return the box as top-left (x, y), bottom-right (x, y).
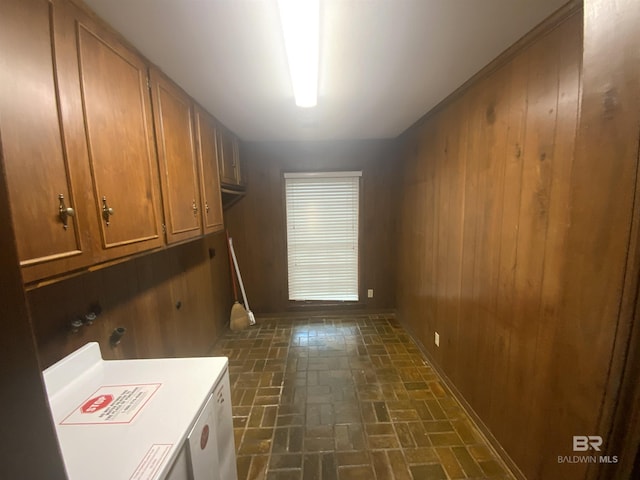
top-left (58, 194), bottom-right (75, 230)
top-left (102, 196), bottom-right (114, 225)
top-left (205, 202), bottom-right (210, 213)
top-left (192, 200), bottom-right (198, 215)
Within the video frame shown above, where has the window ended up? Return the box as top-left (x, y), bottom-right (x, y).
top-left (285, 171), bottom-right (361, 301)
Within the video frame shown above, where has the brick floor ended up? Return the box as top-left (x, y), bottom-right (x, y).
top-left (211, 313), bottom-right (514, 480)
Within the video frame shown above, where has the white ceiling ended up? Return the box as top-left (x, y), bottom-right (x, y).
top-left (83, 0), bottom-right (568, 141)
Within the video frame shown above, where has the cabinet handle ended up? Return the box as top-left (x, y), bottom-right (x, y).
top-left (102, 196), bottom-right (114, 225)
top-left (192, 200), bottom-right (198, 216)
top-left (205, 202), bottom-right (210, 213)
top-left (58, 193), bottom-right (75, 230)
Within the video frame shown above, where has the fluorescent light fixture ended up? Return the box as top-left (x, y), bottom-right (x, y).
top-left (277, 0), bottom-right (319, 108)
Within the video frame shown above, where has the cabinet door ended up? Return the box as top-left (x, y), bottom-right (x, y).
top-left (150, 69), bottom-right (202, 244)
top-left (218, 129), bottom-right (240, 186)
top-left (55, 1), bottom-right (165, 261)
top-left (0, 0), bottom-right (94, 283)
top-left (193, 106), bottom-right (224, 234)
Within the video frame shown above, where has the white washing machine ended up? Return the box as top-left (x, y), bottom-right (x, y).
top-left (43, 343), bottom-right (238, 480)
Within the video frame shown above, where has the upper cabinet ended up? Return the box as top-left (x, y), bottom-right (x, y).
top-left (0, 0), bottom-right (237, 285)
top-left (218, 128), bottom-right (244, 188)
top-left (55, 0), bottom-right (165, 261)
top-left (1, 0), bottom-right (165, 284)
top-left (193, 105), bottom-right (225, 234)
top-left (149, 69), bottom-right (203, 244)
top-left (0, 0), bottom-right (94, 283)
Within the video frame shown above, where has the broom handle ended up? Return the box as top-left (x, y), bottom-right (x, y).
top-left (226, 231), bottom-right (239, 302)
top-left (228, 238), bottom-right (251, 311)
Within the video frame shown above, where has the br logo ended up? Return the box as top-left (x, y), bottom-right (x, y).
top-left (573, 436), bottom-right (602, 452)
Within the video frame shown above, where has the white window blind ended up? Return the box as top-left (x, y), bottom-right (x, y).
top-left (285, 171), bottom-right (361, 301)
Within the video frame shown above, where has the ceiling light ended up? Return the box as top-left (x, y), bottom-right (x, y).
top-left (277, 0), bottom-right (319, 108)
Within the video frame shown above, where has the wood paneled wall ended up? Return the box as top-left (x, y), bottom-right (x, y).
top-left (225, 140), bottom-right (398, 314)
top-left (398, 12), bottom-right (586, 479)
top-left (397, 2), bottom-right (640, 478)
top-left (28, 232), bottom-right (232, 369)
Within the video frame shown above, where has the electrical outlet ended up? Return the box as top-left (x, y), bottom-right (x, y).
top-left (367, 289), bottom-right (374, 298)
top-left (435, 332), bottom-right (440, 347)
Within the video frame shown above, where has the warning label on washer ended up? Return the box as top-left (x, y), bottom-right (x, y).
top-left (61, 383), bottom-right (161, 425)
top-left (130, 444), bottom-right (173, 480)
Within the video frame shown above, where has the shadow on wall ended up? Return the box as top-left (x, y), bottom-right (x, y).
top-left (28, 232), bottom-right (233, 368)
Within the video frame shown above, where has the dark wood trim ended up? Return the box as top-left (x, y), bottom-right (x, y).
top-left (400, 0), bottom-right (583, 140)
top-left (567, 0), bottom-right (640, 477)
top-left (593, 132), bottom-right (640, 480)
top-left (24, 244), bottom-right (164, 291)
top-left (286, 301), bottom-right (367, 311)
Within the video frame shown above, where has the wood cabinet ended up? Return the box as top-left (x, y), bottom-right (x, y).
top-left (1, 0), bottom-right (166, 284)
top-left (1, 0), bottom-right (235, 285)
top-left (0, 0), bottom-right (94, 283)
top-left (56, 1), bottom-right (165, 262)
top-left (218, 128), bottom-right (243, 187)
top-left (193, 105), bottom-right (225, 234)
top-left (149, 69), bottom-right (203, 244)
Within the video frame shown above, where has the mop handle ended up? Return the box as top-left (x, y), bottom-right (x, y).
top-left (228, 238), bottom-right (251, 311)
top-left (226, 231), bottom-right (240, 302)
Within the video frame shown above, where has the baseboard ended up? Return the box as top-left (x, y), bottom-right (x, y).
top-left (254, 308), bottom-right (397, 319)
top-left (398, 316), bottom-right (528, 480)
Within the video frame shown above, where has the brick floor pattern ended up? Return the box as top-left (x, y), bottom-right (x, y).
top-left (211, 314), bottom-right (514, 480)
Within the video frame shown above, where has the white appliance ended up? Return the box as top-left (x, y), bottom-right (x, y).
top-left (43, 343), bottom-right (238, 480)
